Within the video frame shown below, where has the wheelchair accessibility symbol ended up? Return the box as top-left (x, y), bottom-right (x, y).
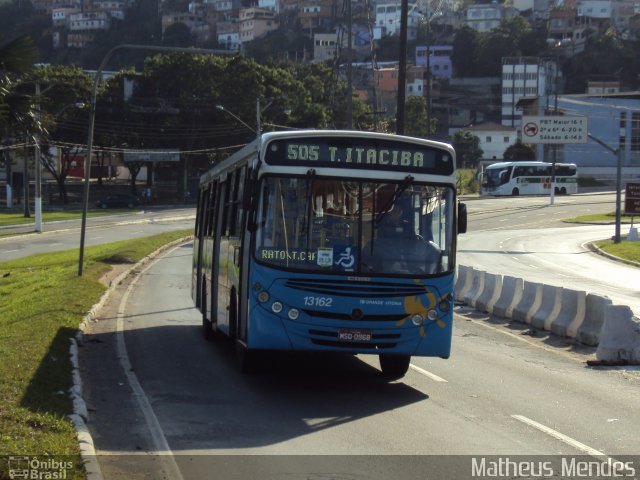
top-left (334, 246), bottom-right (356, 270)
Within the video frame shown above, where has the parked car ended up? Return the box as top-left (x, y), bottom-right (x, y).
top-left (95, 194), bottom-right (140, 209)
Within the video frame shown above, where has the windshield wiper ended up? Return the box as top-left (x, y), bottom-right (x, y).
top-left (376, 175), bottom-right (414, 224)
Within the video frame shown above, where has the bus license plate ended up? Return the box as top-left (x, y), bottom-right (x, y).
top-left (338, 329), bottom-right (372, 342)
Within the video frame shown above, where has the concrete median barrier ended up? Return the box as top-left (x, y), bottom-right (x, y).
top-left (475, 273), bottom-right (502, 313)
top-left (492, 276), bottom-right (523, 319)
top-left (576, 294), bottom-right (612, 346)
top-left (512, 281), bottom-right (543, 324)
top-left (463, 269), bottom-right (485, 308)
top-left (550, 288), bottom-right (586, 339)
top-left (596, 305), bottom-right (640, 364)
top-left (531, 284), bottom-right (562, 330)
top-left (455, 265), bottom-right (474, 303)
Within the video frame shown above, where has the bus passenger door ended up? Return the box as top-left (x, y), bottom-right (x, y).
top-left (215, 180), bottom-right (231, 334)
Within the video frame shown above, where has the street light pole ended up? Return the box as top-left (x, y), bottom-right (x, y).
top-left (588, 132), bottom-right (623, 244)
top-left (34, 82), bottom-right (42, 232)
top-left (216, 104), bottom-right (258, 137)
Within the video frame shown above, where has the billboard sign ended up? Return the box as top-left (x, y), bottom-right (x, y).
top-left (521, 116), bottom-right (588, 144)
top-left (123, 150), bottom-right (180, 162)
top-left (625, 183), bottom-right (640, 215)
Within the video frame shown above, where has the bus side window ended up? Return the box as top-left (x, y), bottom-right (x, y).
top-left (220, 176), bottom-right (232, 237)
top-left (207, 183), bottom-right (217, 236)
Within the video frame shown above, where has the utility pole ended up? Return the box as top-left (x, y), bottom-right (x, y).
top-left (34, 82), bottom-right (43, 232)
top-left (396, 0), bottom-right (408, 134)
top-left (23, 132), bottom-right (30, 217)
top-left (347, 0), bottom-right (353, 129)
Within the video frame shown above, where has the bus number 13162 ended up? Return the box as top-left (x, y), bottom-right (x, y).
top-left (303, 296), bottom-right (333, 307)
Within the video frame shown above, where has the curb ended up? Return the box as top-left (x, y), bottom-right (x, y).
top-left (585, 241), bottom-right (640, 268)
top-left (69, 235), bottom-right (193, 480)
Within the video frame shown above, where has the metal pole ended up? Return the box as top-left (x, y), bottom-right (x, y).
top-left (426, 20), bottom-right (431, 137)
top-left (78, 44), bottom-right (232, 276)
top-left (347, 0), bottom-right (353, 129)
top-left (615, 146), bottom-right (622, 243)
top-left (549, 145), bottom-right (556, 206)
top-left (256, 98), bottom-right (261, 138)
top-left (396, 0), bottom-right (408, 134)
top-left (35, 82), bottom-right (42, 232)
top-left (23, 132), bottom-right (30, 217)
top-left (588, 132), bottom-right (622, 244)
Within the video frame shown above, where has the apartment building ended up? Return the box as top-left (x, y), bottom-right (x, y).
top-left (217, 21), bottom-right (241, 50)
top-left (502, 57), bottom-right (558, 129)
top-left (239, 7), bottom-right (279, 44)
top-left (52, 7), bottom-right (80, 27)
top-left (415, 45), bottom-right (453, 80)
top-left (465, 2), bottom-right (515, 32)
top-left (373, 2), bottom-right (421, 40)
top-left (299, 0), bottom-right (336, 31)
top-left (460, 122), bottom-right (518, 161)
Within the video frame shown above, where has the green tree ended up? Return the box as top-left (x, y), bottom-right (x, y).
top-left (33, 65), bottom-right (93, 203)
top-left (452, 130), bottom-right (483, 167)
top-left (451, 27), bottom-right (481, 76)
top-left (404, 96), bottom-right (430, 138)
top-left (0, 35), bottom-right (38, 130)
top-left (503, 139), bottom-right (536, 160)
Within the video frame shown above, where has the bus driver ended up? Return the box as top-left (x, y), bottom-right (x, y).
top-left (362, 201), bottom-right (441, 275)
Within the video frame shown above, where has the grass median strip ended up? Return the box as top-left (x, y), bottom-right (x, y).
top-left (0, 229), bottom-right (192, 478)
top-left (0, 210), bottom-right (141, 228)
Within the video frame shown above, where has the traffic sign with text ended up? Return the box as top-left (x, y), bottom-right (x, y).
top-left (522, 116), bottom-right (588, 144)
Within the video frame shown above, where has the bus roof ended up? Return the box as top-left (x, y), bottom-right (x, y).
top-left (484, 161), bottom-right (577, 169)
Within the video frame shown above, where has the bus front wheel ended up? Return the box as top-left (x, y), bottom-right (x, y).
top-left (511, 188), bottom-right (519, 196)
top-left (379, 354), bottom-right (410, 380)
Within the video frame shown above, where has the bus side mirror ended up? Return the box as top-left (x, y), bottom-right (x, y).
top-left (458, 202), bottom-right (467, 234)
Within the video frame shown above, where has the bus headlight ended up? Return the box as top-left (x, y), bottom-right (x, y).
top-left (411, 314), bottom-right (424, 326)
top-left (257, 291), bottom-right (269, 303)
top-left (427, 309), bottom-right (439, 321)
top-left (288, 308), bottom-right (300, 320)
top-left (271, 301), bottom-right (283, 313)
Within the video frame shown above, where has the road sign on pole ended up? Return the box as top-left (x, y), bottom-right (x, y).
top-left (521, 116), bottom-right (588, 144)
top-left (625, 183), bottom-right (640, 215)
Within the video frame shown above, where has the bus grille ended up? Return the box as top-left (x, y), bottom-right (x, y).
top-left (308, 329), bottom-right (399, 349)
top-left (284, 279), bottom-right (427, 298)
top-left (302, 310), bottom-right (406, 322)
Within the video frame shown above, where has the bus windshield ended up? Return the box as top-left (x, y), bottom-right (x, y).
top-left (255, 176), bottom-right (454, 276)
top-left (483, 166), bottom-right (512, 188)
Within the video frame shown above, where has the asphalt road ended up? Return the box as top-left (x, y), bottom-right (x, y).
top-left (459, 192), bottom-right (640, 316)
top-left (0, 207), bottom-right (195, 263)
top-left (80, 242), bottom-right (640, 480)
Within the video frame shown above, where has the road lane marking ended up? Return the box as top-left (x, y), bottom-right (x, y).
top-left (117, 247), bottom-right (185, 480)
top-left (409, 364), bottom-right (448, 382)
top-left (511, 415), bottom-right (606, 458)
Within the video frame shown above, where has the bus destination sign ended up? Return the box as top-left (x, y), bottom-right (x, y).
top-left (264, 137), bottom-right (454, 175)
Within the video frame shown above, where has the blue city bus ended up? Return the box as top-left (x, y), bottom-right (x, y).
top-left (192, 130), bottom-right (467, 378)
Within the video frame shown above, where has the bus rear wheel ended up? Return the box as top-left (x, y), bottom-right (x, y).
top-left (511, 188), bottom-right (519, 196)
top-left (379, 354), bottom-right (410, 379)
